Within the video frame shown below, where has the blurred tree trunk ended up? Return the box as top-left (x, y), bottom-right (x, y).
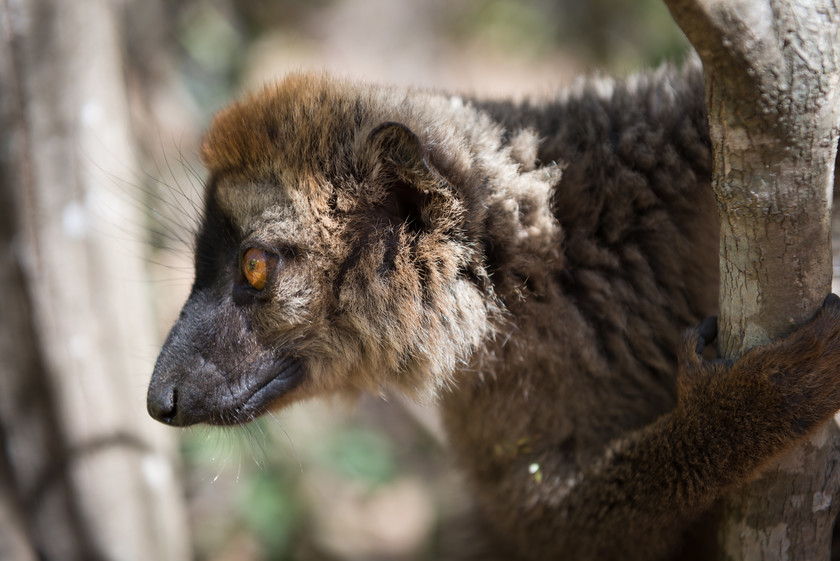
top-left (0, 0), bottom-right (190, 560)
top-left (664, 0), bottom-right (840, 558)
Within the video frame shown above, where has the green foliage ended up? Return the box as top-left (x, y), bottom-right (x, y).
top-left (176, 3), bottom-right (248, 115)
top-left (237, 472), bottom-right (300, 558)
top-left (456, 0), bottom-right (558, 59)
top-left (179, 415), bottom-right (408, 560)
top-left (450, 0), bottom-right (689, 70)
top-left (317, 427), bottom-right (397, 486)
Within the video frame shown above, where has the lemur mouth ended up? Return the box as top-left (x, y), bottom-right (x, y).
top-left (212, 357), bottom-right (305, 425)
top-left (148, 355), bottom-right (305, 427)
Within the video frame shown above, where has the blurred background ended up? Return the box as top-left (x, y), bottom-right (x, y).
top-left (0, 1), bottom-right (690, 560)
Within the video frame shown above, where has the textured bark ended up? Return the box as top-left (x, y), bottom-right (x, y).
top-left (663, 0), bottom-right (840, 559)
top-left (0, 0), bottom-right (190, 559)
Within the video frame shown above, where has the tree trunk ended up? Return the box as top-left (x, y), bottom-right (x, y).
top-left (663, 0), bottom-right (840, 558)
top-left (0, 0), bottom-right (190, 559)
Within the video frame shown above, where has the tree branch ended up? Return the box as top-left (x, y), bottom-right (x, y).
top-left (664, 0), bottom-right (840, 558)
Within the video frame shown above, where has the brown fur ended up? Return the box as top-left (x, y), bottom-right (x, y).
top-left (147, 60), bottom-right (840, 560)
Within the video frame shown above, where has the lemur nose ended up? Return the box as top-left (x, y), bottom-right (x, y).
top-left (147, 385), bottom-right (179, 425)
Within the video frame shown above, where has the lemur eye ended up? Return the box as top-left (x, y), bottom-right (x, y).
top-left (242, 248), bottom-right (277, 290)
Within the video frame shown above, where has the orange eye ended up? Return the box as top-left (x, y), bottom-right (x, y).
top-left (242, 248), bottom-right (274, 290)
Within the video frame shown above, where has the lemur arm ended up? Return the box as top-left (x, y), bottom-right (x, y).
top-left (473, 296), bottom-right (840, 560)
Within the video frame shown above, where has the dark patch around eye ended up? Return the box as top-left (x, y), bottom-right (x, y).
top-left (193, 195), bottom-right (239, 290)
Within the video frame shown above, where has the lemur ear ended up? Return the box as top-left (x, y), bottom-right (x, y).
top-left (364, 122), bottom-right (442, 231)
top-left (366, 121), bottom-right (429, 174)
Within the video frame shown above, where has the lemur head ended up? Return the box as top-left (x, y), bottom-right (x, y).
top-left (147, 73), bottom-right (559, 426)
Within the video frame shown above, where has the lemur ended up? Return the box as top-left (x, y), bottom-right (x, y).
top-left (147, 61), bottom-right (840, 560)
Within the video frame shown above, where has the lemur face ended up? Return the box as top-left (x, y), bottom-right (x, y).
top-left (147, 75), bottom-right (494, 426)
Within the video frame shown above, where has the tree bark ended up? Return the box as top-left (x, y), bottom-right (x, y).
top-left (663, 0), bottom-right (840, 558)
top-left (0, 0), bottom-right (190, 559)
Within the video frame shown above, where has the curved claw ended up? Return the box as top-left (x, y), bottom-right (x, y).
top-left (695, 316), bottom-right (718, 356)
